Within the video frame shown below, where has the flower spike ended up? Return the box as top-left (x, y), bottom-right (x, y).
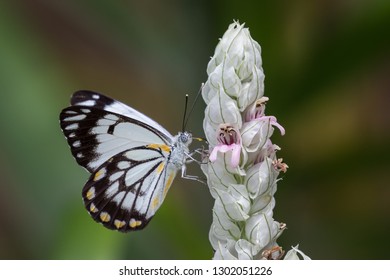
top-left (202, 21), bottom-right (309, 260)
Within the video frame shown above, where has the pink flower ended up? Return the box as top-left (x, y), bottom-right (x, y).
top-left (209, 124), bottom-right (242, 168)
top-left (245, 97), bottom-right (285, 136)
top-left (245, 96), bottom-right (269, 121)
top-left (255, 139), bottom-right (280, 164)
top-left (257, 116), bottom-right (285, 136)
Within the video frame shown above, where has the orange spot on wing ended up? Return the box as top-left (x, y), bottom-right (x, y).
top-left (86, 187), bottom-right (95, 200)
top-left (163, 171), bottom-right (176, 197)
top-left (93, 168), bottom-right (105, 181)
top-left (147, 143), bottom-right (171, 153)
top-left (156, 162), bottom-right (165, 174)
top-left (89, 203), bottom-right (98, 213)
top-left (114, 220), bottom-right (126, 229)
top-left (100, 212), bottom-right (111, 223)
top-left (129, 219), bottom-right (142, 228)
top-left (152, 197), bottom-right (160, 210)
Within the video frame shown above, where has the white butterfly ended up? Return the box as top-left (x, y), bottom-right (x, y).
top-left (60, 90), bottom-right (195, 232)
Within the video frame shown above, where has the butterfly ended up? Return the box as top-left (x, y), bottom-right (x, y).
top-left (60, 90), bottom-right (195, 232)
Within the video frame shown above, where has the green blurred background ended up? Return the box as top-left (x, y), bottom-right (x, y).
top-left (0, 0), bottom-right (389, 259)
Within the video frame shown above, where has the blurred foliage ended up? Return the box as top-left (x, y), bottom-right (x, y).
top-left (0, 0), bottom-right (389, 259)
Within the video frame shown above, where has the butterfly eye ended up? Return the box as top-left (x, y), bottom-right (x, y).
top-left (181, 134), bottom-right (188, 143)
top-left (179, 132), bottom-right (192, 144)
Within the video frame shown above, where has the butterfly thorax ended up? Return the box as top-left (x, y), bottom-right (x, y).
top-left (169, 131), bottom-right (192, 168)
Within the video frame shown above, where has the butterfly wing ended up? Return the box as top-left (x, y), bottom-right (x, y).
top-left (82, 145), bottom-right (177, 231)
top-left (60, 91), bottom-right (173, 173)
top-left (60, 91), bottom-right (178, 231)
top-left (71, 90), bottom-right (172, 139)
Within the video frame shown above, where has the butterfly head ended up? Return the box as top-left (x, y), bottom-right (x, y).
top-left (177, 131), bottom-right (192, 147)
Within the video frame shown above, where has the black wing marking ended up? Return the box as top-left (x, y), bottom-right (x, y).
top-left (60, 106), bottom-right (171, 172)
top-left (71, 90), bottom-right (120, 108)
top-left (82, 146), bottom-right (175, 232)
top-left (70, 90), bottom-right (173, 138)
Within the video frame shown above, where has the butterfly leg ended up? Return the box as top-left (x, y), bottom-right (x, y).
top-left (181, 164), bottom-right (206, 185)
top-left (185, 148), bottom-right (209, 165)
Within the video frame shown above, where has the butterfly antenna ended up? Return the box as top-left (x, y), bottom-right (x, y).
top-left (183, 84), bottom-right (203, 131)
top-left (182, 94), bottom-right (189, 132)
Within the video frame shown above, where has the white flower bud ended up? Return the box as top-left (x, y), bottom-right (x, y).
top-left (245, 158), bottom-right (278, 199)
top-left (210, 212), bottom-right (240, 254)
top-left (203, 91), bottom-right (242, 146)
top-left (235, 239), bottom-right (257, 260)
top-left (284, 245), bottom-right (311, 260)
top-left (202, 21), bottom-right (264, 112)
top-left (241, 119), bottom-right (275, 153)
top-left (213, 240), bottom-right (238, 260)
top-left (245, 212), bottom-right (279, 247)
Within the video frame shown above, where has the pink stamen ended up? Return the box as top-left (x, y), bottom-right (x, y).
top-left (273, 158), bottom-right (288, 173)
